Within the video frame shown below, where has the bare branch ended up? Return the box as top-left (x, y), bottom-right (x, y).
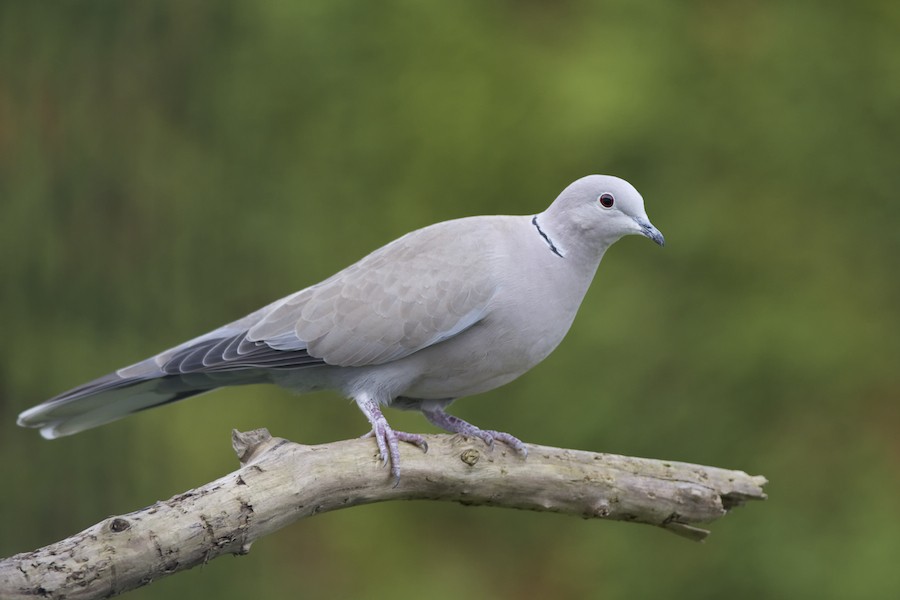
top-left (0, 430), bottom-right (767, 599)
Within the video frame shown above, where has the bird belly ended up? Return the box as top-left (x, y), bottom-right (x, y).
top-left (390, 307), bottom-right (575, 400)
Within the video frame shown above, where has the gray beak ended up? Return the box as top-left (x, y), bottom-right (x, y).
top-left (637, 220), bottom-right (665, 247)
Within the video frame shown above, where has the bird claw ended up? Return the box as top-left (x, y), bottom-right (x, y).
top-left (360, 428), bottom-right (428, 466)
top-left (396, 431), bottom-right (429, 453)
top-left (358, 398), bottom-right (428, 485)
top-left (476, 429), bottom-right (528, 457)
top-left (422, 407), bottom-right (528, 457)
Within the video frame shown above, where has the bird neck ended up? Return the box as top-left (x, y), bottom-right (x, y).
top-left (533, 212), bottom-right (610, 269)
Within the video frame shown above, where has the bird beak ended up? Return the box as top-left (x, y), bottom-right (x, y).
top-left (636, 219), bottom-right (665, 246)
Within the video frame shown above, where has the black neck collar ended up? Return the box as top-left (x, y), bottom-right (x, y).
top-left (531, 216), bottom-right (564, 258)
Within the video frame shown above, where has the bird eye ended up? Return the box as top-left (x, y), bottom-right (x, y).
top-left (598, 193), bottom-right (615, 208)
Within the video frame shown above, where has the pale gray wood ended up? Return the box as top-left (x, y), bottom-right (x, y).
top-left (0, 430), bottom-right (766, 599)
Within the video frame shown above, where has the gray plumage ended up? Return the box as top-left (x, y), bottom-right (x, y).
top-left (18, 174), bottom-right (664, 481)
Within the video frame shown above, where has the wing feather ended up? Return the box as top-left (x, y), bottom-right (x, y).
top-left (247, 218), bottom-right (500, 366)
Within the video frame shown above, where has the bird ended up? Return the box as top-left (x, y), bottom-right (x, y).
top-left (18, 174), bottom-right (664, 483)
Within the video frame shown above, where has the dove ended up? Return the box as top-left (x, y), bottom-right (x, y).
top-left (18, 174), bottom-right (664, 482)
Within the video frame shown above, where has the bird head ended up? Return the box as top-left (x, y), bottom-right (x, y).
top-left (541, 175), bottom-right (665, 258)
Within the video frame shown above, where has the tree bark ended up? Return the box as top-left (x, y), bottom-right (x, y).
top-left (0, 430), bottom-right (767, 599)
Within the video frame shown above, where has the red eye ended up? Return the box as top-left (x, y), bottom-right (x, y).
top-left (599, 193), bottom-right (615, 208)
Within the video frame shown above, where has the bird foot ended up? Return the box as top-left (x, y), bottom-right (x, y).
top-left (357, 398), bottom-right (427, 486)
top-left (475, 429), bottom-right (529, 457)
top-left (422, 407), bottom-right (528, 457)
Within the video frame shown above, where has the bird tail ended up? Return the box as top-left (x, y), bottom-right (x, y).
top-left (18, 327), bottom-right (326, 439)
top-left (16, 369), bottom-right (264, 439)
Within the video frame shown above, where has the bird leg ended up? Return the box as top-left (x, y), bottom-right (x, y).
top-left (421, 405), bottom-right (528, 457)
top-left (356, 397), bottom-right (428, 485)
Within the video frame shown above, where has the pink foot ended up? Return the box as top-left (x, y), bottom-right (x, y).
top-left (357, 398), bottom-right (428, 485)
top-left (421, 407), bottom-right (528, 457)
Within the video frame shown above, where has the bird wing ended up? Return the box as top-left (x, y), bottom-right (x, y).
top-left (246, 217), bottom-right (501, 367)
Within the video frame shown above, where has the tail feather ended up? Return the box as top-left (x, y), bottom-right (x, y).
top-left (17, 370), bottom-right (266, 439)
top-left (18, 331), bottom-right (328, 439)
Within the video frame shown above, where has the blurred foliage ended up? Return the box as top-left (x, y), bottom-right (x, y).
top-left (2, 1), bottom-right (899, 598)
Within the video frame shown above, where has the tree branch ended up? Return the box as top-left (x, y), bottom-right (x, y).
top-left (0, 430), bottom-right (767, 599)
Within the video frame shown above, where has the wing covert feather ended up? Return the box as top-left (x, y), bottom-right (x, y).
top-left (247, 219), bottom-right (500, 367)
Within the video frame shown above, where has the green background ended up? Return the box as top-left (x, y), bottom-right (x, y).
top-left (2, 1), bottom-right (898, 598)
